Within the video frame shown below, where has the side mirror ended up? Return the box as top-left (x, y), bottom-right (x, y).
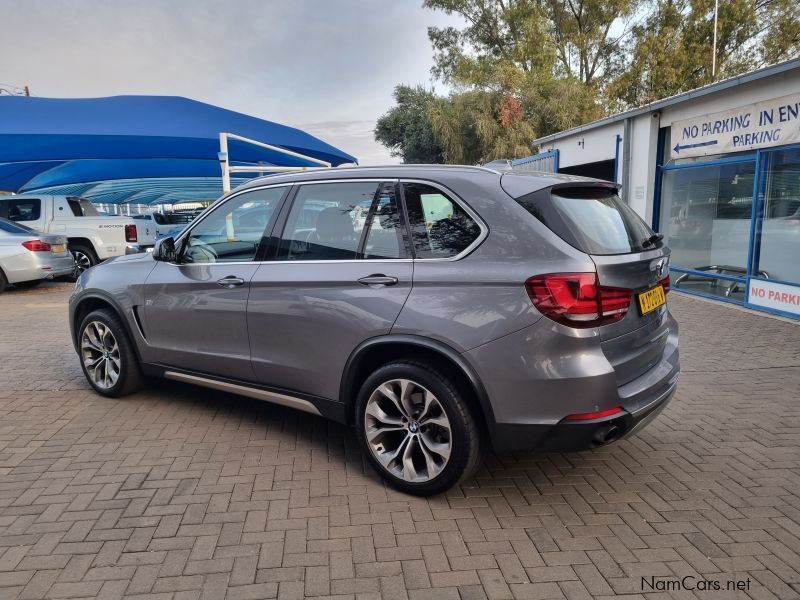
top-left (152, 237), bottom-right (178, 262)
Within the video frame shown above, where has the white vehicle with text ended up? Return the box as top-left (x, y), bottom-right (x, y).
top-left (0, 195), bottom-right (154, 272)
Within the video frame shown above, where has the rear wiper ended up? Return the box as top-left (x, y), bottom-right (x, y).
top-left (641, 232), bottom-right (664, 248)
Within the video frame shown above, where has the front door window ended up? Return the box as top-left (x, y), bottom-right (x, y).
top-left (183, 187), bottom-right (285, 263)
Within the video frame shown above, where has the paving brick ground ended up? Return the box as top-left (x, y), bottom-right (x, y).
top-left (1, 282), bottom-right (799, 600)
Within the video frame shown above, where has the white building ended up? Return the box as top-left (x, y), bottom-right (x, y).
top-left (525, 58), bottom-right (800, 319)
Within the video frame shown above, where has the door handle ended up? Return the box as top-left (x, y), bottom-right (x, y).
top-left (217, 276), bottom-right (245, 288)
top-left (357, 274), bottom-right (399, 287)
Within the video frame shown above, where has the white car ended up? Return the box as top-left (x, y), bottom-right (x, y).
top-left (0, 217), bottom-right (75, 291)
top-left (0, 195), bottom-right (153, 272)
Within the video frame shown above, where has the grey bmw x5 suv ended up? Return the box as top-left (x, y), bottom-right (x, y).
top-left (70, 166), bottom-right (679, 495)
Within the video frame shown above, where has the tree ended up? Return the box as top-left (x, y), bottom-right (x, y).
top-left (542, 0), bottom-right (639, 86)
top-left (428, 90), bottom-right (537, 164)
top-left (422, 0), bottom-right (628, 150)
top-left (610, 0), bottom-right (800, 109)
top-left (374, 85), bottom-right (444, 163)
top-left (374, 0), bottom-right (800, 163)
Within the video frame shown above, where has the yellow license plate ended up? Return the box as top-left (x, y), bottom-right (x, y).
top-left (51, 244), bottom-right (66, 254)
top-left (638, 285), bottom-right (666, 315)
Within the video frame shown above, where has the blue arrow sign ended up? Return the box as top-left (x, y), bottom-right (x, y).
top-left (673, 140), bottom-right (718, 154)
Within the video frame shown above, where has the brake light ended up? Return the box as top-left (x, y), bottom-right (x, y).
top-left (125, 224), bottom-right (138, 242)
top-left (659, 275), bottom-right (670, 293)
top-left (564, 407), bottom-right (624, 421)
top-left (525, 273), bottom-right (631, 328)
top-left (22, 240), bottom-right (52, 252)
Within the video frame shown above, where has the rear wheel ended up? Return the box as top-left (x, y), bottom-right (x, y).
top-left (71, 244), bottom-right (98, 273)
top-left (356, 361), bottom-right (482, 496)
top-left (78, 309), bottom-right (144, 397)
top-left (0, 269), bottom-right (7, 293)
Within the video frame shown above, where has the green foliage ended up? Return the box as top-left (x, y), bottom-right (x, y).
top-left (374, 85), bottom-right (444, 164)
top-left (374, 0), bottom-right (800, 164)
top-left (428, 90), bottom-right (537, 164)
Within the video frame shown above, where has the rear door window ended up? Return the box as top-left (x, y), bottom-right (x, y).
top-left (278, 181), bottom-right (398, 261)
top-left (515, 186), bottom-right (658, 255)
top-left (402, 182), bottom-right (481, 259)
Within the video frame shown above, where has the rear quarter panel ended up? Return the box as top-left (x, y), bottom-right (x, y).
top-left (392, 172), bottom-right (597, 351)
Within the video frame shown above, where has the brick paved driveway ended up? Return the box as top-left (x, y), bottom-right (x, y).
top-left (1, 283), bottom-right (799, 600)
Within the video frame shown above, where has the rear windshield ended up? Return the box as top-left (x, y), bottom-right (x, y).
top-left (516, 186), bottom-right (658, 255)
top-left (0, 218), bottom-right (34, 234)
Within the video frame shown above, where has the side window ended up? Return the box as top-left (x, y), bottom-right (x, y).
top-left (362, 184), bottom-right (407, 259)
top-left (402, 183), bottom-right (481, 258)
top-left (182, 187), bottom-right (285, 263)
top-left (280, 181), bottom-right (388, 261)
top-left (6, 198), bottom-right (41, 222)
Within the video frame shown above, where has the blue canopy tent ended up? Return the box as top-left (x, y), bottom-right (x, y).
top-left (0, 95), bottom-right (357, 204)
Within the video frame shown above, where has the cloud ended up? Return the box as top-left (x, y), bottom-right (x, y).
top-left (0, 0), bottom-right (460, 164)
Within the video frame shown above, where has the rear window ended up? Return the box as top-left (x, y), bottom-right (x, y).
top-left (516, 187), bottom-right (658, 255)
top-left (4, 198), bottom-right (41, 222)
top-left (0, 217), bottom-right (34, 234)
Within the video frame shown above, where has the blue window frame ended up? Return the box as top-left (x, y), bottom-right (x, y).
top-left (654, 140), bottom-right (800, 320)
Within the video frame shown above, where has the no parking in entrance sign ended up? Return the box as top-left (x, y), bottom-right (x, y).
top-left (670, 93), bottom-right (800, 159)
top-left (749, 279), bottom-right (800, 317)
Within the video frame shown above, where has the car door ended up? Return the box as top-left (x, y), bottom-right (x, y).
top-left (248, 180), bottom-right (413, 401)
top-left (141, 185), bottom-right (288, 380)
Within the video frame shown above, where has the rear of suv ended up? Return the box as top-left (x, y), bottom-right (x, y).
top-left (70, 166), bottom-right (679, 496)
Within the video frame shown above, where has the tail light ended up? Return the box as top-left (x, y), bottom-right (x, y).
top-left (525, 273), bottom-right (631, 328)
top-left (659, 275), bottom-right (670, 293)
top-left (22, 240), bottom-right (52, 252)
top-left (125, 224), bottom-right (138, 242)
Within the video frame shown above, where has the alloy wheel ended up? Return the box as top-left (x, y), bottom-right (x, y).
top-left (72, 250), bottom-right (92, 272)
top-left (80, 321), bottom-right (121, 389)
top-left (364, 378), bottom-right (452, 482)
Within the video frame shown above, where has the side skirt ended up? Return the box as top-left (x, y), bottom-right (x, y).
top-left (143, 364), bottom-right (346, 423)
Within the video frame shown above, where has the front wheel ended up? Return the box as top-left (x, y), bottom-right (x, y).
top-left (356, 361), bottom-right (482, 496)
top-left (78, 309), bottom-right (144, 397)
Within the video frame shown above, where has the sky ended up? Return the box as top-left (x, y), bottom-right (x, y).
top-left (0, 0), bottom-right (461, 164)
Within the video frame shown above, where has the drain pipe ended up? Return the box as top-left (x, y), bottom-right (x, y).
top-left (621, 118), bottom-right (632, 203)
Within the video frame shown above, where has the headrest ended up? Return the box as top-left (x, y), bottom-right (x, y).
top-left (315, 207), bottom-right (354, 241)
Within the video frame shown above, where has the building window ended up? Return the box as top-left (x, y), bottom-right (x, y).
top-left (756, 147), bottom-right (800, 286)
top-left (659, 161), bottom-right (756, 301)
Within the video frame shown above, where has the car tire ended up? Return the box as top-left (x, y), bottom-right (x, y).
top-left (355, 361), bottom-right (482, 496)
top-left (71, 244), bottom-right (98, 273)
top-left (0, 268), bottom-right (7, 293)
top-left (78, 309), bottom-right (144, 397)
top-left (13, 280), bottom-right (43, 289)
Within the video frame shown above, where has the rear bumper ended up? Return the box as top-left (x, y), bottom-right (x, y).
top-left (468, 311), bottom-right (680, 454)
top-left (487, 373), bottom-right (677, 453)
top-left (3, 252), bottom-right (76, 284)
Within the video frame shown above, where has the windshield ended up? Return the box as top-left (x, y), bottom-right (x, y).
top-left (516, 186), bottom-right (659, 255)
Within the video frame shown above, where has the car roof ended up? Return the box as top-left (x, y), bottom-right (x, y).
top-left (235, 164), bottom-right (607, 194)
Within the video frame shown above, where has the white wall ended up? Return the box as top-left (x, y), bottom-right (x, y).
top-left (540, 123), bottom-right (622, 169)
top-left (626, 113), bottom-right (660, 221)
top-left (661, 72), bottom-right (799, 128)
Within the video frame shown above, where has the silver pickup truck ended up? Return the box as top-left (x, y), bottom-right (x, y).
top-left (0, 195), bottom-right (155, 271)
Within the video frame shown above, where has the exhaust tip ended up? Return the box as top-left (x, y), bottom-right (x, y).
top-left (592, 424), bottom-right (623, 447)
